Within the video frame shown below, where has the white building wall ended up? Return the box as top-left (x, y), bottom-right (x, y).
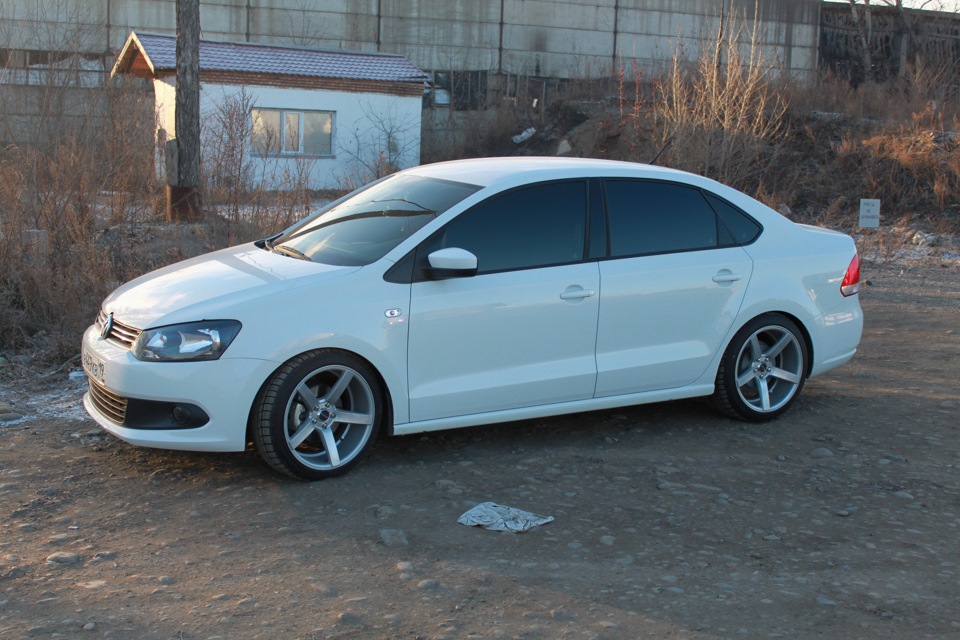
top-left (152, 79), bottom-right (422, 191)
top-left (153, 78), bottom-right (176, 137)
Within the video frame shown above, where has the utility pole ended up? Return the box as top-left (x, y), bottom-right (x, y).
top-left (169, 0), bottom-right (202, 222)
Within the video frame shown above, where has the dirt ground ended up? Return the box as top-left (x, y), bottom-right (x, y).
top-left (1, 258), bottom-right (958, 640)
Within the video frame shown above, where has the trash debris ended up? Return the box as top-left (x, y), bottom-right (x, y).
top-left (457, 502), bottom-right (554, 532)
top-left (911, 231), bottom-right (938, 247)
top-left (511, 127), bottom-right (536, 144)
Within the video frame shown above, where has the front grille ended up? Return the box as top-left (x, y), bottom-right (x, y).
top-left (95, 309), bottom-right (142, 349)
top-left (88, 379), bottom-right (127, 425)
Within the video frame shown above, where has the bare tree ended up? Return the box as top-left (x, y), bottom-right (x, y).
top-left (172, 0), bottom-right (202, 221)
top-left (337, 99), bottom-right (421, 186)
top-left (283, 1), bottom-right (329, 47)
top-left (847, 0), bottom-right (875, 82)
top-left (844, 0), bottom-right (960, 83)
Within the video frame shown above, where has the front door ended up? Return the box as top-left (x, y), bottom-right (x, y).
top-left (406, 180), bottom-right (599, 422)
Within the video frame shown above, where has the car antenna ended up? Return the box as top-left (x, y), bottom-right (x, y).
top-left (649, 136), bottom-right (674, 166)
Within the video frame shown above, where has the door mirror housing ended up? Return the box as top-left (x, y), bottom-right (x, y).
top-left (426, 247), bottom-right (478, 279)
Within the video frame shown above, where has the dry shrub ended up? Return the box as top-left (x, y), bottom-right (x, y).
top-left (421, 106), bottom-right (523, 163)
top-left (584, 7), bottom-right (790, 199)
top-left (650, 15), bottom-right (789, 192)
top-left (0, 78), bottom-right (158, 364)
top-left (837, 125), bottom-right (960, 223)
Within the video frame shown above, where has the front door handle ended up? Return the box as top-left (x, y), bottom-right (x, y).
top-left (560, 288), bottom-right (595, 300)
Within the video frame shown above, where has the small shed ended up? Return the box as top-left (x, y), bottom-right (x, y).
top-left (112, 32), bottom-right (428, 190)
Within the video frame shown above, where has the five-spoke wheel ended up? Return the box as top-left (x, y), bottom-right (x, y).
top-left (714, 314), bottom-right (808, 422)
top-left (253, 350), bottom-right (383, 479)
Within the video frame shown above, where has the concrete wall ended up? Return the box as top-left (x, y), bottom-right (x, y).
top-left (152, 78), bottom-right (422, 190)
top-left (1, 0), bottom-right (821, 151)
top-left (1, 0), bottom-right (822, 78)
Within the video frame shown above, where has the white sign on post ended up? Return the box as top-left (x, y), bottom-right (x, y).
top-left (859, 199), bottom-right (880, 228)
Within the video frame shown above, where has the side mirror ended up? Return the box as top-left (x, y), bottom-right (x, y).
top-left (426, 247), bottom-right (478, 279)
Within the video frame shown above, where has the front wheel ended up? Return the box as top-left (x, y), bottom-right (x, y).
top-left (713, 314), bottom-right (808, 422)
top-left (253, 350), bottom-right (383, 480)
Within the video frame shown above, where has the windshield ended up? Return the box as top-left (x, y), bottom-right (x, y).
top-left (269, 175), bottom-right (481, 266)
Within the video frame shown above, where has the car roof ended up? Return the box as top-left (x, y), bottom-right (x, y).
top-left (403, 156), bottom-right (697, 189)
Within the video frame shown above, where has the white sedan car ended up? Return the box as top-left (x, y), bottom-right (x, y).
top-left (82, 158), bottom-right (862, 479)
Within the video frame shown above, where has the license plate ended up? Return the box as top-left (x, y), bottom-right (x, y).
top-left (82, 346), bottom-right (106, 386)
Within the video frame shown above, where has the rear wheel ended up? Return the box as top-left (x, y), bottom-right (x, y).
top-left (714, 314), bottom-right (808, 422)
top-left (253, 350), bottom-right (383, 480)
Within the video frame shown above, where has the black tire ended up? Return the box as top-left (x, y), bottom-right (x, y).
top-left (713, 314), bottom-right (808, 422)
top-left (253, 350), bottom-right (383, 480)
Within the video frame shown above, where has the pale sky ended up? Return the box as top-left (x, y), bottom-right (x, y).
top-left (824, 0), bottom-right (960, 11)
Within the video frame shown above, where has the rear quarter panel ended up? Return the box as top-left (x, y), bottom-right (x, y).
top-left (730, 222), bottom-right (863, 377)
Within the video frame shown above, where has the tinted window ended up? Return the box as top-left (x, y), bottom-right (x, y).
top-left (420, 181), bottom-right (587, 275)
top-left (272, 175), bottom-right (480, 266)
top-left (604, 180), bottom-right (718, 257)
top-left (706, 193), bottom-right (762, 246)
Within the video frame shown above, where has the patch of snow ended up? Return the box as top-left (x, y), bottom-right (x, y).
top-left (17, 372), bottom-right (92, 423)
top-left (855, 228), bottom-right (960, 266)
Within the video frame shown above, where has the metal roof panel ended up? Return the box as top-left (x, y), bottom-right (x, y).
top-left (131, 32), bottom-right (427, 84)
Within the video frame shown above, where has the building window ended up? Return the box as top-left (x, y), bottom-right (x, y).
top-left (251, 108), bottom-right (333, 156)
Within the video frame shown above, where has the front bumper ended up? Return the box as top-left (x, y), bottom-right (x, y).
top-left (81, 325), bottom-right (280, 452)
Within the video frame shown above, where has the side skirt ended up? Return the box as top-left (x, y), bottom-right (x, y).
top-left (391, 384), bottom-right (715, 436)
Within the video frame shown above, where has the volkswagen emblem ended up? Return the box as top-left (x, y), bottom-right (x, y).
top-left (99, 312), bottom-right (114, 340)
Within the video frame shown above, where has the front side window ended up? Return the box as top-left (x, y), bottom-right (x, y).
top-left (252, 108), bottom-right (334, 156)
top-left (270, 175), bottom-right (481, 266)
top-left (419, 180), bottom-right (588, 275)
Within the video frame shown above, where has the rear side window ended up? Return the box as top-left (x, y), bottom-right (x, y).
top-left (419, 180), bottom-right (587, 275)
top-left (604, 180), bottom-right (718, 257)
top-left (706, 193), bottom-right (762, 245)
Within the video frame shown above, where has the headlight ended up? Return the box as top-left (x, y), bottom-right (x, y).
top-left (131, 320), bottom-right (242, 362)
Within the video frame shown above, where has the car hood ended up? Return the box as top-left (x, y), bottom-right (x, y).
top-left (103, 243), bottom-right (360, 329)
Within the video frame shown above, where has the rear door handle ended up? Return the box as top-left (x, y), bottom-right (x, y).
top-left (712, 272), bottom-right (742, 284)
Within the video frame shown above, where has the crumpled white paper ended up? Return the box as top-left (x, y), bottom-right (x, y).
top-left (457, 502), bottom-right (554, 533)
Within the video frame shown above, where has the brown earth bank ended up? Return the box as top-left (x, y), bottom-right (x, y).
top-left (0, 259), bottom-right (958, 640)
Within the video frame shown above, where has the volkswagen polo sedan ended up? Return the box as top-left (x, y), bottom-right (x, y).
top-left (82, 158), bottom-right (862, 479)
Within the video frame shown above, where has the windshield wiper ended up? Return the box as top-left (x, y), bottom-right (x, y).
top-left (369, 198), bottom-right (432, 211)
top-left (271, 244), bottom-right (312, 262)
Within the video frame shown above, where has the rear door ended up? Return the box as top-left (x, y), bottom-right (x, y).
top-left (594, 180), bottom-right (756, 396)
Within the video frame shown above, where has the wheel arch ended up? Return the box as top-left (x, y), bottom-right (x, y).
top-left (245, 346), bottom-right (397, 447)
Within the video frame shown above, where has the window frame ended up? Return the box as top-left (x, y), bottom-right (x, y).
top-left (251, 107), bottom-right (335, 158)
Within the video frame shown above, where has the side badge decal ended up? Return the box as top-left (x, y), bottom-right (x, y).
top-left (385, 308), bottom-right (402, 318)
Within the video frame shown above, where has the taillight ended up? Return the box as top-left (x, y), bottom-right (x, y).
top-left (841, 254), bottom-right (860, 297)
